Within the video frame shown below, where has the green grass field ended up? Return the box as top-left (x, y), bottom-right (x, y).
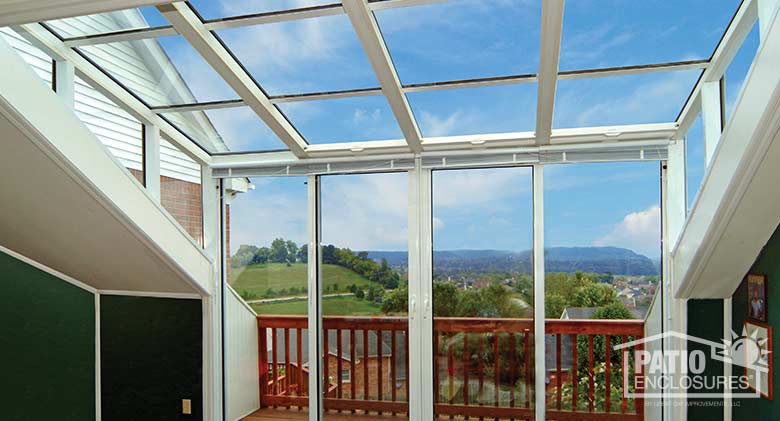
top-left (230, 262), bottom-right (375, 298)
top-left (251, 295), bottom-right (382, 316)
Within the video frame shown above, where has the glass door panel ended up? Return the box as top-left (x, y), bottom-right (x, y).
top-left (431, 167), bottom-right (535, 420)
top-left (320, 172), bottom-right (410, 420)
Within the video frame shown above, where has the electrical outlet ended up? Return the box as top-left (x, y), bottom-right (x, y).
top-left (182, 399), bottom-right (192, 415)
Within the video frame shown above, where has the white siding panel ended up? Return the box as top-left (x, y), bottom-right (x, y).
top-left (643, 295), bottom-right (662, 419)
top-left (0, 11), bottom-right (212, 184)
top-left (225, 286), bottom-right (260, 421)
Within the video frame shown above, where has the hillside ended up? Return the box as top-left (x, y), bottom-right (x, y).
top-left (230, 262), bottom-right (376, 298)
top-left (368, 246), bottom-right (658, 276)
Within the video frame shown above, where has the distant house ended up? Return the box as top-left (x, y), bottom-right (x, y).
top-left (560, 307), bottom-right (598, 320)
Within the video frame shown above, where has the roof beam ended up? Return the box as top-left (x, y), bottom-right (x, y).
top-left (343, 0), bottom-right (422, 152)
top-left (0, 0), bottom-right (172, 27)
top-left (15, 23), bottom-right (211, 164)
top-left (158, 2), bottom-right (308, 157)
top-left (535, 0), bottom-right (565, 145)
top-left (676, 0), bottom-right (758, 137)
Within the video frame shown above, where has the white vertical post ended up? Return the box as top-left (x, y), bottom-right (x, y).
top-left (54, 59), bottom-right (74, 108)
top-left (307, 175), bottom-right (323, 421)
top-left (723, 297), bottom-right (733, 421)
top-left (667, 140), bottom-right (687, 241)
top-left (700, 80), bottom-right (723, 166)
top-left (758, 0), bottom-right (779, 42)
top-left (201, 165), bottom-right (218, 256)
top-left (410, 159), bottom-right (433, 421)
top-left (142, 124), bottom-right (161, 202)
top-left (533, 164), bottom-right (546, 420)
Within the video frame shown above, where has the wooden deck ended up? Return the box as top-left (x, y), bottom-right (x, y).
top-left (242, 408), bottom-right (408, 421)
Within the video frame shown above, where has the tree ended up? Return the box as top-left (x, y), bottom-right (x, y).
top-left (231, 245), bottom-right (258, 267)
top-left (286, 240), bottom-right (299, 262)
top-left (381, 284), bottom-right (408, 314)
top-left (269, 238), bottom-right (289, 263)
top-left (572, 283), bottom-right (619, 308)
top-left (355, 289), bottom-right (365, 299)
top-left (545, 293), bottom-right (568, 318)
top-left (431, 282), bottom-right (459, 317)
top-left (297, 244), bottom-right (308, 263)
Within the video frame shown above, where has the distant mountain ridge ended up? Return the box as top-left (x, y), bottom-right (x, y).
top-left (367, 246), bottom-right (658, 276)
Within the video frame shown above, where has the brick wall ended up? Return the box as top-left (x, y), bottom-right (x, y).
top-left (160, 174), bottom-right (203, 246)
top-left (128, 168), bottom-right (204, 246)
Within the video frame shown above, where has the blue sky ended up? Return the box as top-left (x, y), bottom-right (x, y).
top-left (128, 0), bottom-right (759, 259)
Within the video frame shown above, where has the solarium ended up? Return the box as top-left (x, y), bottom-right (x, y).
top-left (1, 1), bottom-right (779, 421)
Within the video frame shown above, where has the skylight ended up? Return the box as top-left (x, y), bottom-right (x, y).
top-left (188, 0), bottom-right (337, 21)
top-left (44, 7), bottom-right (168, 38)
top-left (375, 0), bottom-right (541, 84)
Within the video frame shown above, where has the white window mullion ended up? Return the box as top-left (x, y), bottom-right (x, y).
top-left (307, 175), bottom-right (323, 421)
top-left (533, 164), bottom-right (546, 420)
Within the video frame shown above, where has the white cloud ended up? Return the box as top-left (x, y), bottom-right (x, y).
top-left (595, 205), bottom-right (661, 257)
top-left (432, 217), bottom-right (445, 231)
top-left (229, 183), bottom-right (309, 252)
top-left (433, 168), bottom-right (532, 209)
top-left (420, 111), bottom-right (462, 137)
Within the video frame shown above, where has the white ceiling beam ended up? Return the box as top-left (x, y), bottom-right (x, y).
top-left (0, 0), bottom-right (172, 27)
top-left (535, 0), bottom-right (565, 145)
top-left (16, 23), bottom-right (211, 164)
top-left (367, 0), bottom-right (450, 11)
top-left (63, 26), bottom-right (177, 47)
top-left (158, 2), bottom-right (308, 157)
top-left (558, 60), bottom-right (708, 81)
top-left (676, 0), bottom-right (758, 137)
top-left (342, 0), bottom-right (422, 153)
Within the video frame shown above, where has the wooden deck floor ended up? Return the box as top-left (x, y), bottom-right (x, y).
top-left (242, 408), bottom-right (408, 421)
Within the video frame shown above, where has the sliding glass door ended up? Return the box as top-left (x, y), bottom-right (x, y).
top-left (319, 172), bottom-right (410, 420)
top-left (431, 167), bottom-right (536, 420)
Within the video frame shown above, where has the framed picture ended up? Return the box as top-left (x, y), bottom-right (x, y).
top-left (747, 274), bottom-right (768, 322)
top-left (744, 321), bottom-right (773, 400)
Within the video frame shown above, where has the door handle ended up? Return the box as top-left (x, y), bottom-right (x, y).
top-left (410, 295), bottom-right (417, 320)
top-left (423, 294), bottom-right (431, 319)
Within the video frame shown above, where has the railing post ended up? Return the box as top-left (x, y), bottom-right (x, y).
top-left (259, 320), bottom-right (268, 408)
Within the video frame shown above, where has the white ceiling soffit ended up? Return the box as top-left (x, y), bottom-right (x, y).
top-left (0, 38), bottom-right (212, 295)
top-left (673, 8), bottom-right (780, 299)
top-left (0, 0), bottom-right (172, 27)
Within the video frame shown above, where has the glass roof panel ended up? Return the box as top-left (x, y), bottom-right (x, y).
top-left (560, 0), bottom-right (741, 70)
top-left (277, 95), bottom-right (403, 144)
top-left (408, 83), bottom-right (537, 137)
top-left (163, 107), bottom-right (288, 153)
top-left (725, 23), bottom-right (760, 123)
top-left (189, 0), bottom-right (337, 20)
top-left (553, 70), bottom-right (701, 129)
top-left (78, 35), bottom-right (239, 107)
top-left (375, 0), bottom-right (541, 85)
top-left (216, 14), bottom-right (380, 96)
top-left (44, 7), bottom-right (167, 38)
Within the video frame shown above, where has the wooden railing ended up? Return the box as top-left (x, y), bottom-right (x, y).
top-left (257, 315), bottom-right (644, 420)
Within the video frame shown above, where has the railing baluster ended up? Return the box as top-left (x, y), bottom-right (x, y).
top-left (434, 330), bottom-right (440, 408)
top-left (392, 329), bottom-right (398, 406)
top-left (337, 329), bottom-right (343, 404)
top-left (571, 334), bottom-right (578, 411)
top-left (463, 333), bottom-right (470, 409)
top-left (508, 333), bottom-right (515, 420)
top-left (556, 333), bottom-right (562, 410)
top-left (364, 329), bottom-right (369, 402)
top-left (404, 331), bottom-right (410, 404)
top-left (621, 335), bottom-right (627, 413)
top-left (524, 332), bottom-right (531, 409)
top-left (350, 329), bottom-right (356, 412)
top-left (636, 338), bottom-right (645, 417)
top-left (284, 328), bottom-right (291, 408)
top-left (259, 325), bottom-right (268, 407)
top-left (478, 334), bottom-right (485, 416)
top-left (449, 332), bottom-right (455, 411)
top-left (605, 334), bottom-right (611, 413)
top-left (493, 333), bottom-right (500, 411)
top-left (378, 330), bottom-right (384, 407)
top-left (272, 328), bottom-right (279, 399)
top-left (588, 335), bottom-right (595, 413)
top-left (323, 328), bottom-right (329, 395)
top-left (297, 328), bottom-right (304, 403)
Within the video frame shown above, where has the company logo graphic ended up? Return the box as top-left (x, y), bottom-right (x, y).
top-left (614, 330), bottom-right (770, 399)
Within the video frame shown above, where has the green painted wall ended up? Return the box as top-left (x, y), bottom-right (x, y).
top-left (100, 295), bottom-right (203, 420)
top-left (687, 298), bottom-right (725, 421)
top-left (0, 250), bottom-right (95, 421)
top-left (732, 222), bottom-right (780, 418)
